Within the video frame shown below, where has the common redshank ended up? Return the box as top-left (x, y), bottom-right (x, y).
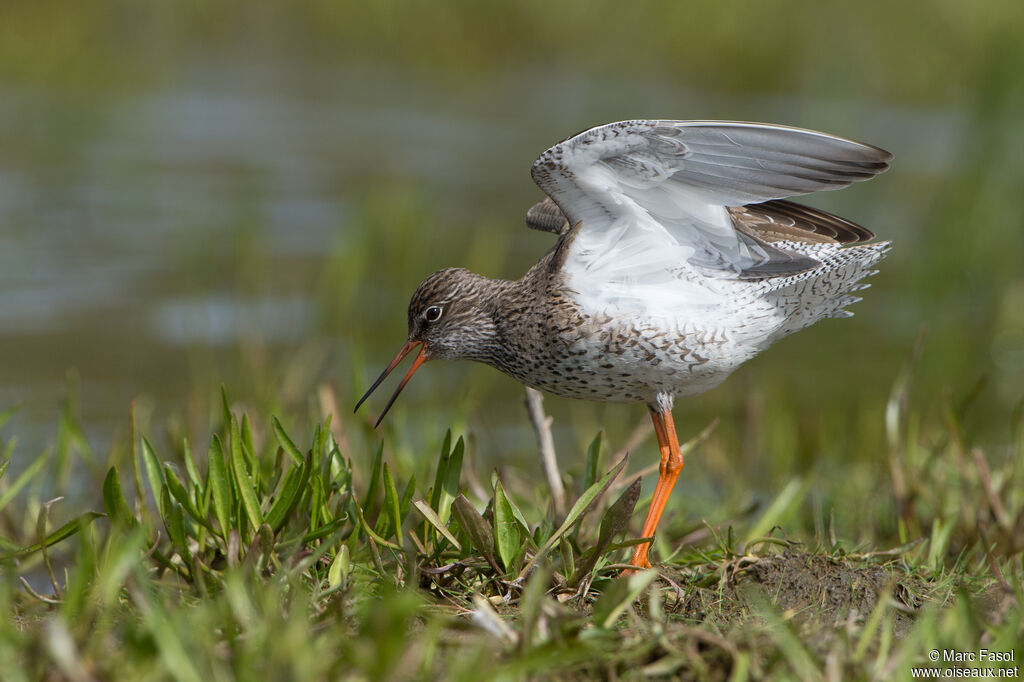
top-left (355, 120), bottom-right (891, 569)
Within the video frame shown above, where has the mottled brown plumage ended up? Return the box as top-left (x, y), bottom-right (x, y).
top-left (355, 120), bottom-right (892, 570)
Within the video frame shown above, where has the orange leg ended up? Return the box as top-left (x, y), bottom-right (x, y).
top-left (629, 408), bottom-right (684, 569)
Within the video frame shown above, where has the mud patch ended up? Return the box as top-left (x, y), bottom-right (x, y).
top-left (663, 551), bottom-right (926, 636)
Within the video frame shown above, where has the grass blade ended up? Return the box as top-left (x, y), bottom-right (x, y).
top-left (439, 436), bottom-right (464, 524)
top-left (571, 476), bottom-right (642, 583)
top-left (220, 385), bottom-right (232, 430)
top-left (499, 485), bottom-right (534, 540)
top-left (583, 432), bottom-right (602, 491)
top-left (140, 437), bottom-right (167, 508)
top-left (102, 466), bottom-right (136, 529)
top-left (362, 442), bottom-right (383, 512)
top-left (452, 494), bottom-right (498, 570)
top-left (518, 563), bottom-right (551, 652)
top-left (743, 478), bottom-right (809, 546)
top-left (181, 437), bottom-right (201, 488)
top-left (271, 416), bottom-right (304, 466)
top-left (265, 455), bottom-right (310, 531)
top-left (0, 450), bottom-right (50, 515)
top-left (351, 496), bottom-right (401, 550)
top-left (493, 480), bottom-right (521, 572)
top-left (163, 463), bottom-right (204, 524)
top-left (230, 416), bottom-right (264, 530)
top-left (429, 430), bottom-right (452, 511)
top-left (4, 512), bottom-right (105, 559)
top-left (412, 500), bottom-right (462, 550)
top-left (519, 452), bottom-right (629, 579)
top-left (208, 435), bottom-right (233, 538)
top-left (240, 413), bottom-right (257, 475)
top-left (591, 569), bottom-right (658, 628)
top-left (161, 485), bottom-right (191, 563)
top-left (381, 461), bottom-right (403, 542)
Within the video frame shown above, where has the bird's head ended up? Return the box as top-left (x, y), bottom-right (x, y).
top-left (354, 267), bottom-right (498, 426)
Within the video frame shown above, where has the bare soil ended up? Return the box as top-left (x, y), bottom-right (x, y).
top-left (664, 550), bottom-right (926, 636)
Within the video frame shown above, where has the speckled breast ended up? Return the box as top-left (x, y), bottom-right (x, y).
top-left (497, 306), bottom-right (747, 405)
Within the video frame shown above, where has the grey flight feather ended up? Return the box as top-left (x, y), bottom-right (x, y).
top-left (528, 120), bottom-right (891, 277)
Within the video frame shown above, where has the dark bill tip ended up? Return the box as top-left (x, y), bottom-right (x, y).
top-left (354, 340), bottom-right (420, 414)
top-left (353, 340), bottom-right (429, 428)
top-left (373, 345), bottom-right (429, 428)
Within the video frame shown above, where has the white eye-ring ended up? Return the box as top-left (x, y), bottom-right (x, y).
top-left (424, 306), bottom-right (443, 322)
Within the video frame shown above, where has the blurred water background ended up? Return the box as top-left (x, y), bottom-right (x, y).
top-left (1, 2), bottom-right (1023, 511)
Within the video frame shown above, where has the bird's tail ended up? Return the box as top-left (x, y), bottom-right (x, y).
top-left (763, 240), bottom-right (891, 343)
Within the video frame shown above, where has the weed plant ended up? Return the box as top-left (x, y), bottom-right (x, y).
top-left (1, 371), bottom-right (1021, 680)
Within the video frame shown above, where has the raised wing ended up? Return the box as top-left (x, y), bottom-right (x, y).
top-left (530, 120), bottom-right (891, 281)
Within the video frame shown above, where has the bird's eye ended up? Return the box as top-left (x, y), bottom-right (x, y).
top-left (424, 306), bottom-right (443, 322)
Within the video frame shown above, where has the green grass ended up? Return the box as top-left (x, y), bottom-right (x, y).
top-left (1, 1), bottom-right (1022, 678)
top-left (1, 370), bottom-right (1021, 681)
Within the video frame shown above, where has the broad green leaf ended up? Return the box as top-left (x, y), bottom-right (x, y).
top-left (230, 416), bottom-right (264, 530)
top-left (559, 536), bottom-right (575, 577)
top-left (493, 480), bottom-right (521, 572)
top-left (208, 435), bottom-right (233, 537)
top-left (519, 452), bottom-right (629, 580)
top-left (328, 544), bottom-right (350, 589)
top-left (429, 430), bottom-right (452, 511)
top-left (452, 494), bottom-right (497, 568)
top-left (495, 482), bottom-right (533, 542)
top-left (412, 500), bottom-right (461, 550)
top-left (102, 466), bottom-right (136, 529)
top-left (140, 437), bottom-right (166, 502)
top-left (265, 456), bottom-right (310, 531)
top-left (240, 413), bottom-right (257, 475)
top-left (163, 463), bottom-right (205, 524)
top-left (161, 486), bottom-right (191, 563)
top-left (438, 437), bottom-right (464, 524)
top-left (271, 416), bottom-right (304, 466)
top-left (182, 437), bottom-right (201, 487)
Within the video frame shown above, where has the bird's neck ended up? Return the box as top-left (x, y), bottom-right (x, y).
top-left (463, 270), bottom-right (552, 376)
